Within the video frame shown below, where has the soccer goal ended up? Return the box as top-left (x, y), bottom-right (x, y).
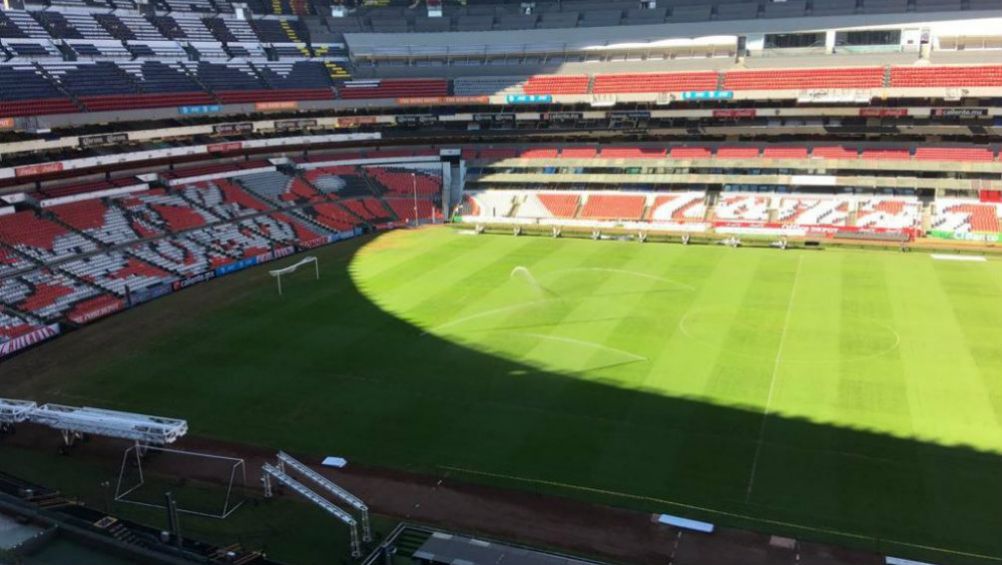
top-left (269, 256), bottom-right (319, 296)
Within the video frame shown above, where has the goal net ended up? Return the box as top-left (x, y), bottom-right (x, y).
top-left (269, 256), bottom-right (319, 295)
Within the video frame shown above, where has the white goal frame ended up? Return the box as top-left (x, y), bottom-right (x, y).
top-left (269, 256), bottom-right (319, 296)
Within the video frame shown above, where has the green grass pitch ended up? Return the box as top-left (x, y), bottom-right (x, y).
top-left (7, 227), bottom-right (1002, 563)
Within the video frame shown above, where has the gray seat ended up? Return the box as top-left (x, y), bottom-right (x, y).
top-left (625, 6), bottom-right (668, 21)
top-left (860, 0), bottom-right (908, 13)
top-left (811, 0), bottom-right (857, 15)
top-left (456, 15), bottom-right (494, 31)
top-left (913, 0), bottom-right (962, 11)
top-left (716, 2), bottom-right (761, 20)
top-left (414, 17), bottom-right (451, 32)
top-left (668, 5), bottom-right (713, 21)
top-left (763, 0), bottom-right (807, 17)
top-left (495, 14), bottom-right (539, 29)
top-left (538, 12), bottom-right (580, 28)
top-left (369, 18), bottom-right (409, 32)
top-left (580, 9), bottom-right (623, 26)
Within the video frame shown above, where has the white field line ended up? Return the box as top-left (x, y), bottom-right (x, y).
top-left (930, 254), bottom-right (987, 262)
top-left (745, 255), bottom-right (803, 502)
top-left (514, 332), bottom-right (648, 362)
top-left (423, 299), bottom-right (559, 335)
top-left (547, 267), bottom-right (696, 291)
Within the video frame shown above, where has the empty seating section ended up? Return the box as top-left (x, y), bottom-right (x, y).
top-left (0, 211), bottom-right (98, 263)
top-left (600, 147), bottom-right (666, 159)
top-left (855, 198), bottom-right (920, 230)
top-left (670, 147), bottom-right (712, 159)
top-left (915, 147), bottom-right (995, 162)
top-left (593, 72), bottom-right (717, 94)
top-left (295, 203), bottom-right (359, 231)
top-left (1, 11), bottom-right (51, 39)
top-left (262, 212), bottom-right (326, 244)
top-left (716, 147), bottom-right (760, 159)
top-left (776, 196), bottom-right (848, 226)
top-left (464, 190), bottom-right (516, 218)
top-left (714, 194), bottom-right (770, 222)
top-left (115, 189), bottom-right (220, 235)
top-left (49, 199), bottom-right (143, 246)
top-left (763, 147), bottom-right (809, 159)
top-left (580, 194), bottom-right (645, 220)
top-left (237, 171), bottom-right (314, 204)
top-left (933, 200), bottom-right (1002, 234)
top-left (0, 63), bottom-right (77, 117)
top-left (45, 62), bottom-right (138, 104)
top-left (520, 148), bottom-right (560, 159)
top-left (383, 198), bottom-right (438, 222)
top-left (338, 79), bottom-right (448, 100)
top-left (365, 167), bottom-right (441, 197)
top-left (561, 148), bottom-right (598, 159)
top-left (724, 67), bottom-right (883, 90)
top-left (183, 223), bottom-right (273, 259)
top-left (178, 180), bottom-right (271, 220)
top-left (0, 270), bottom-right (108, 322)
top-left (0, 310), bottom-right (44, 341)
top-left (341, 198), bottom-right (393, 223)
top-left (519, 193), bottom-right (579, 218)
top-left (861, 148), bottom-right (910, 161)
top-left (127, 237), bottom-right (217, 276)
top-left (257, 62), bottom-right (334, 90)
top-left (59, 252), bottom-right (174, 296)
top-left (304, 166), bottom-right (369, 199)
top-left (0, 245), bottom-right (34, 278)
top-left (523, 75), bottom-right (589, 95)
top-left (649, 193), bottom-right (706, 223)
top-left (812, 146), bottom-right (858, 160)
top-left (890, 66), bottom-right (1002, 88)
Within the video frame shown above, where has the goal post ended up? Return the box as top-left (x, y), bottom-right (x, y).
top-left (269, 256), bottom-right (319, 296)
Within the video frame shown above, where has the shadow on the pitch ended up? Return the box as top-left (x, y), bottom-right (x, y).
top-left (3, 231), bottom-right (1001, 565)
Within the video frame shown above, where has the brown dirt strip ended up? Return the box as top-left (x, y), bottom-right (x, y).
top-left (0, 428), bottom-right (880, 565)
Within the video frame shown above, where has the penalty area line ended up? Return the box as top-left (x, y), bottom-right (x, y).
top-left (438, 465), bottom-right (1001, 562)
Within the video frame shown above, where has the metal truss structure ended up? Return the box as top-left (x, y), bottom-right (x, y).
top-left (115, 445), bottom-right (246, 519)
top-left (276, 451), bottom-right (372, 542)
top-left (28, 403), bottom-right (188, 446)
top-left (0, 398), bottom-right (37, 425)
top-left (261, 462), bottom-right (362, 558)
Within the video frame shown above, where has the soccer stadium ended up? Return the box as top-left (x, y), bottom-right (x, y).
top-left (1, 0), bottom-right (1002, 562)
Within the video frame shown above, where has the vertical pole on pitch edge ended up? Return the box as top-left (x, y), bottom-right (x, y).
top-left (314, 258), bottom-right (319, 280)
top-left (277, 274), bottom-right (282, 296)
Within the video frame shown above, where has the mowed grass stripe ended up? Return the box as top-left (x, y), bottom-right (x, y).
top-left (11, 228), bottom-right (1002, 563)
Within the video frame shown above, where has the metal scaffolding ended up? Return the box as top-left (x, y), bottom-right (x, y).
top-left (261, 462), bottom-right (362, 558)
top-left (276, 451), bottom-right (372, 542)
top-left (0, 398), bottom-right (36, 425)
top-left (28, 403), bottom-right (188, 446)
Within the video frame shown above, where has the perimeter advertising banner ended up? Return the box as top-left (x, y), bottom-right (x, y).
top-left (506, 94), bottom-right (552, 104)
top-left (0, 118), bottom-right (14, 130)
top-left (928, 230), bottom-right (1002, 242)
top-left (178, 104), bottom-right (221, 115)
top-left (128, 282), bottom-right (175, 307)
top-left (215, 257), bottom-right (258, 277)
top-left (0, 323), bottom-right (60, 358)
top-left (172, 271), bottom-right (216, 291)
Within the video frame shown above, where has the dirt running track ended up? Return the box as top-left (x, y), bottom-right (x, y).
top-left (1, 428), bottom-right (881, 565)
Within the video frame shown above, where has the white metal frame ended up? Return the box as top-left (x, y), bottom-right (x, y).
top-left (262, 462), bottom-right (362, 557)
top-left (28, 404), bottom-right (187, 446)
top-left (276, 451), bottom-right (371, 541)
top-left (115, 445), bottom-right (246, 519)
top-left (0, 398), bottom-right (37, 424)
top-left (269, 256), bottom-right (319, 296)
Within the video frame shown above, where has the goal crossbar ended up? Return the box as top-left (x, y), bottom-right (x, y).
top-left (269, 256), bottom-right (319, 296)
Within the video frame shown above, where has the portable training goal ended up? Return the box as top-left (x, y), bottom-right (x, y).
top-left (269, 256), bottom-right (319, 296)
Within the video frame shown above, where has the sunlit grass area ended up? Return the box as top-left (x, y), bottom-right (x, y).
top-left (5, 227), bottom-right (1002, 563)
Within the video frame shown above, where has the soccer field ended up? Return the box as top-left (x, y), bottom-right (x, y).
top-left (7, 227), bottom-right (1002, 563)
